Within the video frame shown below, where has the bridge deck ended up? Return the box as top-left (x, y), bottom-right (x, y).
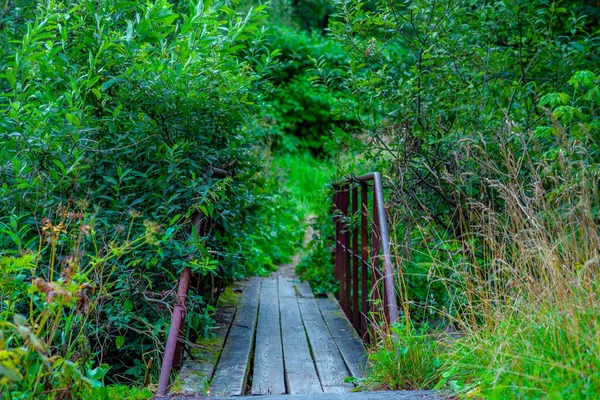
top-left (176, 276), bottom-right (367, 396)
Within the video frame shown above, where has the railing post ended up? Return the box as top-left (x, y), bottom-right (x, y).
top-left (156, 167), bottom-right (230, 397)
top-left (339, 188), bottom-right (350, 317)
top-left (157, 267), bottom-right (191, 396)
top-left (373, 173), bottom-right (399, 326)
top-left (351, 186), bottom-right (359, 331)
top-left (371, 187), bottom-right (381, 319)
top-left (333, 189), bottom-right (341, 281)
top-left (360, 182), bottom-right (369, 340)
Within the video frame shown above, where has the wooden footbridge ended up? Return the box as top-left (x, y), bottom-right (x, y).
top-left (155, 172), bottom-right (444, 399)
top-left (177, 275), bottom-right (366, 396)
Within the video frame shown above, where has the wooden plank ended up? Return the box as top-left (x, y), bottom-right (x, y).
top-left (177, 305), bottom-right (234, 394)
top-left (296, 281), bottom-right (314, 298)
top-left (297, 297), bottom-right (353, 393)
top-left (278, 279), bottom-right (323, 395)
top-left (252, 278), bottom-right (285, 395)
top-left (278, 277), bottom-right (297, 298)
top-left (316, 297), bottom-right (368, 379)
top-left (210, 278), bottom-right (261, 396)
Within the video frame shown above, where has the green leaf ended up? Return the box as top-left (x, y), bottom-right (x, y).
top-left (53, 160), bottom-right (66, 175)
top-left (116, 336), bottom-right (125, 350)
top-left (169, 214), bottom-right (182, 226)
top-left (103, 176), bottom-right (118, 186)
top-left (101, 78), bottom-right (119, 92)
top-left (66, 113), bottom-right (80, 126)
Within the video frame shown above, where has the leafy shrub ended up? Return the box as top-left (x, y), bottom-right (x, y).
top-left (325, 0), bottom-right (598, 220)
top-left (0, 217), bottom-right (157, 398)
top-left (318, 0), bottom-right (600, 396)
top-left (261, 25), bottom-right (357, 154)
top-left (0, 0), bottom-right (286, 391)
top-left (321, 0), bottom-right (600, 316)
top-left (296, 214), bottom-right (337, 296)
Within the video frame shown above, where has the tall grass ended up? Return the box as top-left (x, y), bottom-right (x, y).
top-left (366, 128), bottom-right (600, 397)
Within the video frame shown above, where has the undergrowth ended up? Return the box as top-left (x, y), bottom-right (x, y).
top-left (269, 151), bottom-right (340, 294)
top-left (361, 124), bottom-right (600, 398)
top-left (271, 152), bottom-right (334, 219)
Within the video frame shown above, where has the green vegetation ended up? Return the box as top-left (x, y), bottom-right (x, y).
top-left (272, 152), bottom-right (334, 218)
top-left (1, 0), bottom-right (599, 398)
top-left (317, 0), bottom-right (600, 397)
top-left (0, 0), bottom-right (300, 397)
top-left (261, 24), bottom-right (357, 154)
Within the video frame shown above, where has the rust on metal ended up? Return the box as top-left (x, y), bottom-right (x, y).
top-left (340, 189), bottom-right (350, 316)
top-left (157, 267), bottom-right (191, 396)
top-left (157, 167), bottom-right (229, 396)
top-left (332, 172), bottom-right (399, 338)
top-left (351, 187), bottom-right (359, 328)
top-left (360, 182), bottom-right (369, 339)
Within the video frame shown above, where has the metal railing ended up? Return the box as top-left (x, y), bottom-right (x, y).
top-left (156, 166), bottom-right (229, 396)
top-left (332, 172), bottom-right (398, 339)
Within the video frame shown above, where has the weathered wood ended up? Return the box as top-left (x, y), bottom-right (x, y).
top-left (317, 297), bottom-right (368, 379)
top-left (177, 301), bottom-right (236, 394)
top-left (297, 298), bottom-right (353, 393)
top-left (252, 279), bottom-right (285, 395)
top-left (278, 277), bottom-right (298, 298)
top-left (165, 389), bottom-right (447, 400)
top-left (176, 276), bottom-right (370, 397)
top-left (295, 281), bottom-right (314, 298)
top-left (278, 279), bottom-right (323, 395)
top-left (210, 278), bottom-right (261, 396)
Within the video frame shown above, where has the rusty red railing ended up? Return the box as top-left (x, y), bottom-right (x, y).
top-left (332, 172), bottom-right (399, 339)
top-left (156, 166), bottom-right (229, 396)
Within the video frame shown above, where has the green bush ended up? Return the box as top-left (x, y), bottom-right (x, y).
top-left (0, 219), bottom-right (157, 398)
top-left (261, 25), bottom-right (357, 154)
top-left (296, 212), bottom-right (337, 296)
top-left (321, 0), bottom-right (600, 316)
top-left (0, 0), bottom-right (288, 393)
top-left (319, 1), bottom-right (600, 396)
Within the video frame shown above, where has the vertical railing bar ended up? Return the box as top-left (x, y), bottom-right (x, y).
top-left (360, 182), bottom-right (369, 340)
top-left (333, 188), bottom-right (340, 281)
top-left (373, 172), bottom-right (399, 326)
top-left (157, 267), bottom-right (191, 396)
top-left (351, 186), bottom-right (359, 330)
top-left (158, 168), bottom-right (231, 396)
top-left (340, 187), bottom-right (350, 317)
top-left (371, 186), bottom-right (381, 320)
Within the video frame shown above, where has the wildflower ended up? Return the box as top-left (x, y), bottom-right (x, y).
top-left (79, 224), bottom-right (91, 236)
top-left (143, 220), bottom-right (161, 245)
top-left (0, 349), bottom-right (23, 383)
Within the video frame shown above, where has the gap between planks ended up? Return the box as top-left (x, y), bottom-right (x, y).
top-left (202, 276), bottom-right (366, 397)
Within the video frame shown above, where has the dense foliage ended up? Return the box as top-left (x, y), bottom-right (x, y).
top-left (313, 0), bottom-right (600, 396)
top-left (0, 0), bottom-right (300, 397)
top-left (319, 0), bottom-right (599, 317)
top-left (2, 0), bottom-right (599, 398)
top-left (260, 24), bottom-right (357, 154)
